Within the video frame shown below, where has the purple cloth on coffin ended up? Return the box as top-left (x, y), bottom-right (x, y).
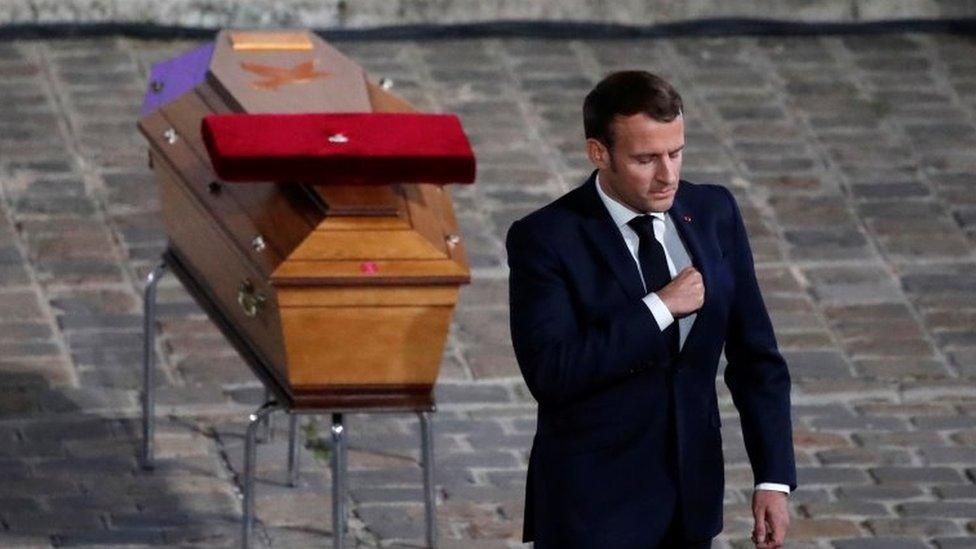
top-left (140, 43), bottom-right (215, 116)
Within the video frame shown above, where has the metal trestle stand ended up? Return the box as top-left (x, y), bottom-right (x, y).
top-left (140, 251), bottom-right (438, 548)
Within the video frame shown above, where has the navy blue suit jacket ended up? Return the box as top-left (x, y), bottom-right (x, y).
top-left (506, 172), bottom-right (797, 547)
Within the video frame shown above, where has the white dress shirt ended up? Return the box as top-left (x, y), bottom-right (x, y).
top-left (595, 174), bottom-right (790, 496)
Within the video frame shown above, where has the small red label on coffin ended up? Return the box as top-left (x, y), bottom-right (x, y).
top-left (201, 112), bottom-right (476, 185)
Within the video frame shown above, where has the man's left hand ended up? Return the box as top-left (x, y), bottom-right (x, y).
top-left (752, 489), bottom-right (789, 548)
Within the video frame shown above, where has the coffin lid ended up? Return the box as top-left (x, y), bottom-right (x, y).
top-left (208, 30), bottom-right (371, 114)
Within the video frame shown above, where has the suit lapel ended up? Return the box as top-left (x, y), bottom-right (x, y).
top-left (578, 175), bottom-right (646, 301)
top-left (667, 186), bottom-right (715, 360)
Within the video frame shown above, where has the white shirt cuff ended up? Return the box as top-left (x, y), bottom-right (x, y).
top-left (642, 292), bottom-right (674, 331)
top-left (755, 482), bottom-right (791, 494)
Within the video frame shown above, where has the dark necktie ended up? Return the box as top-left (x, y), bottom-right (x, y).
top-left (627, 215), bottom-right (680, 359)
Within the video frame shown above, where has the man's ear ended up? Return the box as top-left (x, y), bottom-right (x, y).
top-left (586, 138), bottom-right (611, 170)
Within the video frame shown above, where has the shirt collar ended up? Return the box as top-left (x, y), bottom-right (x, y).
top-left (595, 172), bottom-right (666, 230)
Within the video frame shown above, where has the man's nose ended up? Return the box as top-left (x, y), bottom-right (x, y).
top-left (656, 156), bottom-right (678, 184)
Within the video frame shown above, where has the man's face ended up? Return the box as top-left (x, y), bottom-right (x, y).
top-left (587, 113), bottom-right (685, 213)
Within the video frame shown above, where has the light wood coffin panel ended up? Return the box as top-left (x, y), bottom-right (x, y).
top-left (367, 81), bottom-right (470, 272)
top-left (289, 230), bottom-right (446, 261)
top-left (278, 289), bottom-right (456, 387)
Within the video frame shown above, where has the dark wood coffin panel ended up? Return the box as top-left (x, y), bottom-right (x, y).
top-left (157, 89), bottom-right (320, 267)
top-left (140, 111), bottom-right (282, 277)
top-left (151, 150), bottom-right (289, 381)
top-left (163, 247), bottom-right (291, 405)
top-left (290, 386), bottom-right (435, 411)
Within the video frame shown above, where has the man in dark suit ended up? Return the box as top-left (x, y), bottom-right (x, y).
top-left (506, 71), bottom-right (797, 548)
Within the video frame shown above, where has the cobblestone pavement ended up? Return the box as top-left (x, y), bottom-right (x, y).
top-left (0, 32), bottom-right (974, 548)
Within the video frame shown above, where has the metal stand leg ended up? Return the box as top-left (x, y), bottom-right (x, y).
top-left (420, 412), bottom-right (437, 548)
top-left (287, 413), bottom-right (301, 487)
top-left (141, 261), bottom-right (168, 470)
top-left (331, 413), bottom-right (346, 549)
top-left (243, 401), bottom-right (281, 549)
top-left (257, 388), bottom-right (273, 443)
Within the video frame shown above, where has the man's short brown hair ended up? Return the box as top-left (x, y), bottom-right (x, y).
top-left (583, 71), bottom-right (683, 150)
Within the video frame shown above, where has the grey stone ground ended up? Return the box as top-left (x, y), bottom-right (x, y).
top-left (0, 31), bottom-right (974, 548)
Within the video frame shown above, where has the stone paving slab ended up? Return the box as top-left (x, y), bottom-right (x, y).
top-left (0, 31), bottom-right (974, 547)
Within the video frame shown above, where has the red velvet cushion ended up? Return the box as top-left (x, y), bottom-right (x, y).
top-left (201, 112), bottom-right (476, 185)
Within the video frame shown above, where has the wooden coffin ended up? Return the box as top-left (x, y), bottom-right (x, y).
top-left (138, 30), bottom-right (473, 410)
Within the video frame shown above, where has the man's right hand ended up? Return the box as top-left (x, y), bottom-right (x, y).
top-left (658, 266), bottom-right (704, 318)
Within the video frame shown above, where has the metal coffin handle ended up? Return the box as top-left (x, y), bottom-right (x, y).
top-left (237, 279), bottom-right (266, 318)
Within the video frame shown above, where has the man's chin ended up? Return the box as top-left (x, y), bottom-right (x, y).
top-left (644, 197), bottom-right (675, 213)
